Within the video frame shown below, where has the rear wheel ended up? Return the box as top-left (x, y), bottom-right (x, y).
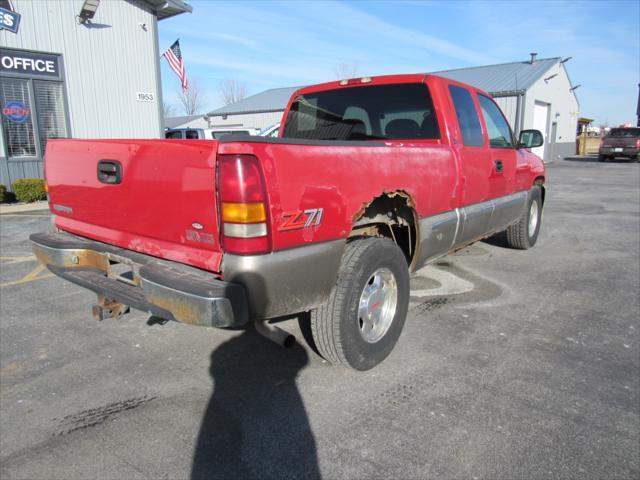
top-left (310, 237), bottom-right (409, 371)
top-left (598, 154), bottom-right (607, 162)
top-left (505, 186), bottom-right (543, 250)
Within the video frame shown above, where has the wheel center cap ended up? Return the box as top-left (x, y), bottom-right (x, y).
top-left (368, 291), bottom-right (384, 315)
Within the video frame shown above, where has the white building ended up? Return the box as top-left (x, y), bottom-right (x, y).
top-left (0, 0), bottom-right (191, 187)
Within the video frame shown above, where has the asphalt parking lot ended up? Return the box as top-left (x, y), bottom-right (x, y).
top-left (1, 157), bottom-right (638, 479)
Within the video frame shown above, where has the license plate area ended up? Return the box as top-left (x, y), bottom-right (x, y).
top-left (614, 147), bottom-right (623, 152)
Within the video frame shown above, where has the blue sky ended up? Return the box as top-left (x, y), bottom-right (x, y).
top-left (158, 0), bottom-right (639, 126)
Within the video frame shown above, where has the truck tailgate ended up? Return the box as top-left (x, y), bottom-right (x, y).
top-left (45, 139), bottom-right (223, 272)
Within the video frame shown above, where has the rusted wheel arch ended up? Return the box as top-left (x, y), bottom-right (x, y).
top-left (349, 190), bottom-right (420, 270)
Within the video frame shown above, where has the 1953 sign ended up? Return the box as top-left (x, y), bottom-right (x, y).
top-left (136, 92), bottom-right (155, 102)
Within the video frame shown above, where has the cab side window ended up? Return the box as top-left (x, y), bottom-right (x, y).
top-left (478, 94), bottom-right (514, 148)
top-left (448, 85), bottom-right (483, 147)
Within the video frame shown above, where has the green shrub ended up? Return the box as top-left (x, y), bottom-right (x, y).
top-left (11, 178), bottom-right (47, 203)
top-left (0, 184), bottom-right (6, 203)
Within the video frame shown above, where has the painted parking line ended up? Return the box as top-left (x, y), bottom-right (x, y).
top-left (410, 265), bottom-right (475, 298)
top-left (0, 255), bottom-right (38, 264)
top-left (0, 263), bottom-right (53, 288)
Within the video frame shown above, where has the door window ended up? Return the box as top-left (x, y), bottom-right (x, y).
top-left (478, 94), bottom-right (513, 148)
top-left (448, 85), bottom-right (483, 147)
top-left (0, 78), bottom-right (37, 157)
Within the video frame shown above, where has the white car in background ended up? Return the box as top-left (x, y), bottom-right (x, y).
top-left (258, 123), bottom-right (280, 138)
top-left (165, 127), bottom-right (260, 140)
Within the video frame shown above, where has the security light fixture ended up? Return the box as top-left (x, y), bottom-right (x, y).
top-left (570, 85), bottom-right (581, 91)
top-left (544, 74), bottom-right (558, 83)
top-left (560, 57), bottom-right (572, 64)
top-left (78, 0), bottom-right (100, 24)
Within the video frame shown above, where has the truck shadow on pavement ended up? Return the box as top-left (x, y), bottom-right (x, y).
top-left (191, 328), bottom-right (320, 480)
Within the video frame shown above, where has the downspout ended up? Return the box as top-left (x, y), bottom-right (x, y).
top-left (514, 94), bottom-right (522, 136)
top-left (151, 13), bottom-right (165, 137)
top-left (519, 92), bottom-right (527, 137)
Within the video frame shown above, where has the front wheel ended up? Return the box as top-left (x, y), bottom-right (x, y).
top-left (505, 186), bottom-right (543, 250)
top-left (310, 237), bottom-right (409, 371)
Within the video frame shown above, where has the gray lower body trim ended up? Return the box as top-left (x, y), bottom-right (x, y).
top-left (488, 190), bottom-right (527, 233)
top-left (222, 239), bottom-right (346, 320)
top-left (417, 190), bottom-right (529, 267)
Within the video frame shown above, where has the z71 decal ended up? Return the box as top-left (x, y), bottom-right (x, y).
top-left (278, 208), bottom-right (324, 232)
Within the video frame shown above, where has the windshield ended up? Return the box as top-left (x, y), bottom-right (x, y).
top-left (282, 83), bottom-right (440, 141)
top-left (165, 130), bottom-right (183, 139)
top-left (608, 128), bottom-right (640, 138)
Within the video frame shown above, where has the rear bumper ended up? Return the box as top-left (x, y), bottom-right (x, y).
top-left (599, 147), bottom-right (639, 158)
top-left (30, 231), bottom-right (248, 327)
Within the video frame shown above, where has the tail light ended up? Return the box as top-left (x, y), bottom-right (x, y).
top-left (599, 138), bottom-right (604, 148)
top-left (636, 138), bottom-right (640, 149)
top-left (218, 154), bottom-right (271, 254)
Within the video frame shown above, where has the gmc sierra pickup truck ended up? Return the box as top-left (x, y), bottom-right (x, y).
top-left (31, 74), bottom-right (545, 370)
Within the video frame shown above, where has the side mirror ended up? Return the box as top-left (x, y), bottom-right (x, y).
top-left (518, 129), bottom-right (544, 149)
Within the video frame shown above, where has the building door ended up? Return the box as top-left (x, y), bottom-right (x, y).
top-left (532, 101), bottom-right (549, 160)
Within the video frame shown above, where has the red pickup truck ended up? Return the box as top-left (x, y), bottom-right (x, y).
top-left (31, 74), bottom-right (545, 370)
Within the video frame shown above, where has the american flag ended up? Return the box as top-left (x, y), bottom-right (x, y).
top-left (163, 39), bottom-right (188, 90)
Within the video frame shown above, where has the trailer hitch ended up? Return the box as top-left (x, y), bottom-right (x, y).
top-left (92, 294), bottom-right (130, 321)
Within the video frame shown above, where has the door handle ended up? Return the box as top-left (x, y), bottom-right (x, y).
top-left (97, 160), bottom-right (122, 184)
top-left (494, 159), bottom-right (504, 173)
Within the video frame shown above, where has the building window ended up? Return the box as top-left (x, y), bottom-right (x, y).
top-left (34, 81), bottom-right (68, 155)
top-left (0, 77), bottom-right (37, 157)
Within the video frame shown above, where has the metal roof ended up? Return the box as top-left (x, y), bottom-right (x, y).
top-left (208, 58), bottom-right (562, 116)
top-left (208, 87), bottom-right (300, 116)
top-left (431, 57), bottom-right (560, 96)
top-left (164, 114), bottom-right (202, 129)
top-left (140, 0), bottom-right (192, 20)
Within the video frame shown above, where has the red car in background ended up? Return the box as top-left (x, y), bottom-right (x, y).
top-left (599, 127), bottom-right (640, 162)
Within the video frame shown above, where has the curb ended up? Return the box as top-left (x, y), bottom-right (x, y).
top-left (0, 201), bottom-right (50, 214)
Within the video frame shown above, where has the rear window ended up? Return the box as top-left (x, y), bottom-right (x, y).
top-left (282, 83), bottom-right (440, 141)
top-left (608, 128), bottom-right (640, 138)
top-left (211, 130), bottom-right (250, 139)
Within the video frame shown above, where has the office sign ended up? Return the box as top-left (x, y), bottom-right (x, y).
top-left (0, 48), bottom-right (61, 79)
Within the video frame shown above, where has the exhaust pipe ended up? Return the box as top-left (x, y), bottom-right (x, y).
top-left (255, 320), bottom-right (295, 348)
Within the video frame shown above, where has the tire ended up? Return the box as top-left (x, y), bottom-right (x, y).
top-left (310, 237), bottom-right (409, 371)
top-left (598, 154), bottom-right (607, 162)
top-left (505, 186), bottom-right (543, 250)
